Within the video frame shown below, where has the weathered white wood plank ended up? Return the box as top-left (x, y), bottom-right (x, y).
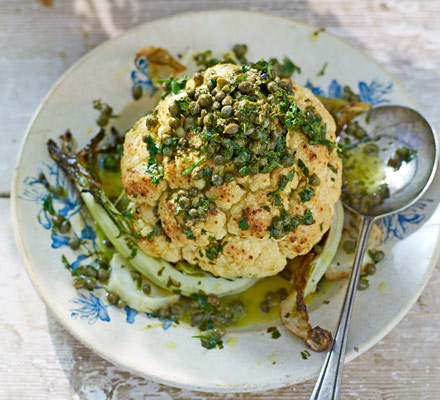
top-left (1, 0), bottom-right (439, 194)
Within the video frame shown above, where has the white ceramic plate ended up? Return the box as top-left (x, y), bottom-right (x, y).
top-left (12, 10), bottom-right (440, 392)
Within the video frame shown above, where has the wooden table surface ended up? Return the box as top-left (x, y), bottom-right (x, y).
top-left (2, 1), bottom-right (440, 398)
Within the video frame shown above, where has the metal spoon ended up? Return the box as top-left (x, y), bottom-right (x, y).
top-left (310, 105), bottom-right (438, 400)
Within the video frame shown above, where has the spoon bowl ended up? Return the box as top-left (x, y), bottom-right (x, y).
top-left (311, 105), bottom-right (438, 400)
top-left (341, 105), bottom-right (438, 218)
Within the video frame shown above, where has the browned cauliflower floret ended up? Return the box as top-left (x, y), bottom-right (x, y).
top-left (121, 63), bottom-right (341, 278)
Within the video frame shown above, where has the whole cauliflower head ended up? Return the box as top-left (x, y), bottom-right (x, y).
top-left (121, 63), bottom-right (341, 278)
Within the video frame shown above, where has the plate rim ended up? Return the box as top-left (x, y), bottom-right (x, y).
top-left (10, 9), bottom-right (440, 392)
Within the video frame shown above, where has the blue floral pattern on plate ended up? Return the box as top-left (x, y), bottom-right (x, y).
top-left (131, 55), bottom-right (157, 97)
top-left (305, 78), bottom-right (393, 106)
top-left (378, 199), bottom-right (434, 242)
top-left (71, 293), bottom-right (110, 324)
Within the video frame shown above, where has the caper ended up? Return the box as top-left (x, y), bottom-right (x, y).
top-left (128, 272), bottom-right (140, 285)
top-left (272, 228), bottom-right (284, 239)
top-left (98, 257), bottom-right (109, 268)
top-left (265, 291), bottom-right (275, 302)
top-left (212, 101), bottom-right (221, 110)
top-left (224, 172), bottom-right (235, 182)
top-left (85, 277), bottom-right (97, 289)
top-left (233, 43), bottom-right (247, 58)
top-left (279, 80), bottom-right (293, 92)
top-left (178, 190), bottom-right (188, 198)
top-left (162, 136), bottom-right (172, 145)
top-left (103, 156), bottom-right (117, 171)
top-left (217, 77), bottom-right (228, 89)
top-left (73, 278), bottom-right (86, 289)
top-left (230, 300), bottom-right (244, 314)
top-left (68, 237), bottom-right (80, 250)
top-left (169, 304), bottom-right (184, 319)
top-left (215, 91), bottom-right (226, 102)
top-left (188, 208), bottom-right (199, 218)
top-left (107, 291), bottom-right (119, 305)
top-left (267, 81), bottom-right (279, 93)
top-left (363, 142), bottom-right (379, 155)
top-left (197, 207), bottom-right (208, 219)
top-left (153, 222), bottom-right (163, 236)
top-left (103, 104), bottom-right (113, 115)
top-left (212, 173), bottom-right (223, 186)
top-left (203, 113), bottom-right (215, 127)
top-left (84, 266), bottom-right (97, 278)
top-left (238, 81), bottom-right (253, 94)
top-left (213, 154), bottom-right (225, 165)
top-left (206, 294), bottom-right (219, 306)
top-left (188, 187), bottom-right (199, 197)
top-left (169, 117), bottom-right (181, 129)
top-left (221, 105), bottom-right (234, 118)
top-left (146, 116), bottom-right (158, 127)
top-left (309, 173), bottom-right (321, 186)
top-left (51, 214), bottom-right (63, 226)
top-left (183, 116), bottom-right (195, 130)
top-left (168, 101), bottom-right (180, 117)
top-left (260, 301), bottom-right (270, 313)
top-left (314, 244), bottom-right (323, 254)
top-left (366, 263), bottom-right (377, 275)
top-left (197, 93), bottom-right (212, 108)
top-left (163, 146), bottom-right (174, 157)
top-left (222, 95), bottom-right (233, 106)
top-left (116, 299), bottom-right (125, 309)
top-left (272, 217), bottom-right (283, 230)
top-left (190, 103), bottom-right (201, 116)
top-left (52, 186), bottom-right (66, 198)
top-left (142, 284), bottom-right (151, 295)
top-left (282, 154), bottom-right (295, 167)
top-left (193, 72), bottom-right (204, 86)
top-left (97, 113), bottom-right (109, 127)
top-left (373, 250), bottom-right (385, 263)
top-left (178, 137), bottom-right (187, 146)
top-left (186, 89), bottom-right (196, 99)
top-left (224, 123), bottom-right (239, 135)
top-left (191, 312), bottom-right (204, 326)
top-left (179, 197), bottom-right (190, 209)
top-left (276, 287), bottom-right (288, 301)
top-left (98, 268), bottom-right (110, 281)
top-left (38, 172), bottom-right (46, 182)
top-left (59, 220), bottom-right (71, 233)
top-left (342, 240), bottom-right (356, 254)
top-left (357, 279), bottom-right (369, 291)
top-left (249, 164), bottom-right (259, 175)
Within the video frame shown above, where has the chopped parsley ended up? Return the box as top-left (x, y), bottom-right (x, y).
top-left (316, 61), bottom-right (328, 77)
top-left (157, 76), bottom-right (188, 99)
top-left (267, 327), bottom-right (281, 339)
top-left (301, 350), bottom-right (311, 360)
top-left (181, 226), bottom-right (196, 240)
top-left (327, 163), bottom-right (338, 174)
top-left (193, 329), bottom-right (224, 350)
top-left (270, 56), bottom-right (301, 78)
top-left (238, 210), bottom-right (250, 230)
top-left (300, 185), bottom-right (315, 203)
top-left (205, 237), bottom-right (223, 261)
top-left (43, 195), bottom-right (56, 216)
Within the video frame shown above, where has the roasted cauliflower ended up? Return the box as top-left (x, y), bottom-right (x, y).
top-left (121, 62), bottom-right (342, 278)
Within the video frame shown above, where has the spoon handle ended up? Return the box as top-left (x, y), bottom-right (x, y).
top-left (310, 216), bottom-right (376, 400)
